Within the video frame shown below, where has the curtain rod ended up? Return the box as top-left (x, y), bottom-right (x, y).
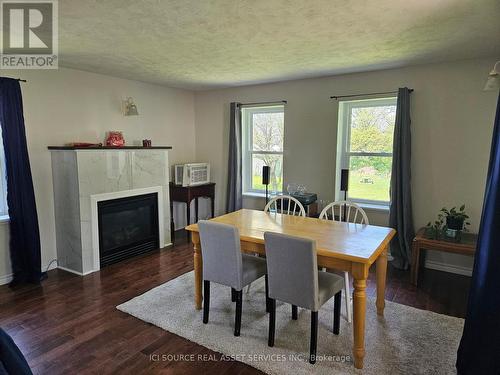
top-left (330, 89), bottom-right (413, 100)
top-left (0, 77), bottom-right (27, 82)
top-left (238, 100), bottom-right (287, 107)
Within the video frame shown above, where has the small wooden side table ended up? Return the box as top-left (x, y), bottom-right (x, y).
top-left (410, 227), bottom-right (477, 286)
top-left (169, 182), bottom-right (215, 243)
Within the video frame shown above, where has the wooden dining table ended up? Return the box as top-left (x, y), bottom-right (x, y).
top-left (185, 209), bottom-right (396, 369)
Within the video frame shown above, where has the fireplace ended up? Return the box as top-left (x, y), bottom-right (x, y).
top-left (98, 193), bottom-right (159, 267)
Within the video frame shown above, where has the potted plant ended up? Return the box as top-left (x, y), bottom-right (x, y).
top-left (426, 204), bottom-right (471, 241)
top-left (442, 205), bottom-right (470, 240)
top-left (442, 205), bottom-right (469, 228)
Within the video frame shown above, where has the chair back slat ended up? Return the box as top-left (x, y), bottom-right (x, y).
top-left (319, 200), bottom-right (369, 225)
top-left (264, 195), bottom-right (306, 217)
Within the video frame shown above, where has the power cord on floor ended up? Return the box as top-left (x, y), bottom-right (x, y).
top-left (40, 259), bottom-right (58, 281)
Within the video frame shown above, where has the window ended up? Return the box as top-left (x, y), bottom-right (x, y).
top-left (242, 105), bottom-right (284, 195)
top-left (336, 97), bottom-right (397, 206)
top-left (0, 126), bottom-right (8, 217)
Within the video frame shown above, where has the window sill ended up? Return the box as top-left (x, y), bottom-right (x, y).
top-left (356, 202), bottom-right (390, 213)
top-left (243, 192), bottom-right (267, 198)
top-left (0, 215), bottom-right (10, 224)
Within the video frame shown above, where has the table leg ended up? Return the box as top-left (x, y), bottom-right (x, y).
top-left (410, 240), bottom-right (420, 286)
top-left (352, 263), bottom-right (368, 369)
top-left (192, 232), bottom-right (203, 310)
top-left (376, 247), bottom-right (388, 316)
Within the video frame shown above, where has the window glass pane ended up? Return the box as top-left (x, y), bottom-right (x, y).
top-left (251, 154), bottom-right (283, 192)
top-left (349, 105), bottom-right (396, 153)
top-left (252, 112), bottom-right (284, 152)
top-left (348, 156), bottom-right (392, 202)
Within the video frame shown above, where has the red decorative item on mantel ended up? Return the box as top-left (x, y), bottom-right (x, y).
top-left (105, 131), bottom-right (125, 147)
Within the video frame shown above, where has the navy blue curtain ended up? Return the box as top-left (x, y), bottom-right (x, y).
top-left (456, 93), bottom-right (500, 374)
top-left (0, 328), bottom-right (32, 374)
top-left (0, 78), bottom-right (41, 286)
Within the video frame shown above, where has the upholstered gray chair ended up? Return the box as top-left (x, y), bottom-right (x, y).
top-left (264, 232), bottom-right (344, 364)
top-left (198, 220), bottom-right (269, 336)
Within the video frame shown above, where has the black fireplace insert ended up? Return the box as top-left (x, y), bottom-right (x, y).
top-left (98, 193), bottom-right (159, 267)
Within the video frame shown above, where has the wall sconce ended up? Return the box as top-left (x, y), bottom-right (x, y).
top-left (484, 61), bottom-right (500, 91)
top-left (123, 97), bottom-right (139, 116)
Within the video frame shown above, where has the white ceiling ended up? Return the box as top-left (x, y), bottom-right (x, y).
top-left (59, 0), bottom-right (500, 90)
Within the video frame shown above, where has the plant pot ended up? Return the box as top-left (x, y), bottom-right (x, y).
top-left (445, 217), bottom-right (464, 241)
top-left (446, 217), bottom-right (465, 231)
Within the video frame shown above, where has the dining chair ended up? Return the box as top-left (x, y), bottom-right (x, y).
top-left (319, 200), bottom-right (369, 323)
top-left (198, 220), bottom-right (269, 336)
top-left (264, 195), bottom-right (306, 217)
top-left (264, 232), bottom-right (344, 364)
top-left (246, 195), bottom-right (307, 294)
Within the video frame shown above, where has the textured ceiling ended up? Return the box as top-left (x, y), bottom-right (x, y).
top-left (58, 0), bottom-right (500, 90)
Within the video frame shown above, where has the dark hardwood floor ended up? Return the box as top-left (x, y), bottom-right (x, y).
top-left (0, 232), bottom-right (471, 374)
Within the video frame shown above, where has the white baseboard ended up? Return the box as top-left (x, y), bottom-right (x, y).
top-left (57, 265), bottom-right (85, 276)
top-left (0, 261), bottom-right (58, 286)
top-left (0, 273), bottom-right (12, 286)
top-left (424, 260), bottom-right (473, 277)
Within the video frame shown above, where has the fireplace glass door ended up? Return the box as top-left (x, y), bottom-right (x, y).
top-left (98, 193), bottom-right (159, 267)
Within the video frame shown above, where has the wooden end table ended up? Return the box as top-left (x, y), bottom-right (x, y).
top-left (410, 227), bottom-right (477, 286)
top-left (169, 182), bottom-right (215, 243)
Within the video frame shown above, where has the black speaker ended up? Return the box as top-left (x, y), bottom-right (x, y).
top-left (340, 169), bottom-right (349, 191)
top-left (262, 166), bottom-right (270, 185)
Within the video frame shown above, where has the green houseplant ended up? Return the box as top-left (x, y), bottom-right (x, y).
top-left (441, 205), bottom-right (470, 232)
top-left (426, 204), bottom-right (471, 240)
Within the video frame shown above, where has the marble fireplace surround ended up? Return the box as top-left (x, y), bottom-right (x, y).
top-left (50, 147), bottom-right (172, 276)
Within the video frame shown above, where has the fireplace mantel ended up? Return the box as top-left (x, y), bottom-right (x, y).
top-left (48, 146), bottom-right (172, 150)
top-left (50, 148), bottom-right (171, 275)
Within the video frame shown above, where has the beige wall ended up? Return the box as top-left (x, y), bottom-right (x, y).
top-left (1, 58), bottom-right (496, 283)
top-left (0, 68), bottom-right (196, 284)
top-left (194, 58), bottom-right (499, 273)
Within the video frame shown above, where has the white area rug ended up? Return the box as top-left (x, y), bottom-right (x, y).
top-left (117, 271), bottom-right (463, 374)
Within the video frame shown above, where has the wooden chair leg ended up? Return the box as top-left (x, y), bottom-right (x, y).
top-left (344, 271), bottom-right (352, 323)
top-left (310, 311), bottom-right (318, 364)
top-left (203, 280), bottom-right (210, 324)
top-left (234, 290), bottom-right (242, 336)
top-left (333, 290), bottom-right (341, 335)
top-left (231, 288), bottom-right (236, 302)
top-left (265, 275), bottom-right (270, 313)
top-left (292, 304), bottom-right (298, 320)
top-left (268, 298), bottom-right (276, 347)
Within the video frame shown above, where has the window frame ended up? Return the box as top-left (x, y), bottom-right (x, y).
top-left (242, 105), bottom-right (285, 196)
top-left (336, 97), bottom-right (397, 207)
